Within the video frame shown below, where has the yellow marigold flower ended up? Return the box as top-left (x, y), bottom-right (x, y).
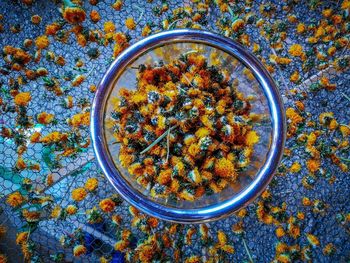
top-left (104, 21), bottom-right (116, 33)
top-left (125, 17), bottom-right (136, 30)
top-left (187, 143), bottom-right (200, 158)
top-left (286, 107), bottom-right (303, 124)
top-left (217, 230), bottom-right (227, 246)
top-left (85, 177), bottom-right (98, 191)
top-left (329, 119), bottom-right (338, 130)
top-left (237, 208), bottom-right (247, 218)
top-left (69, 112), bottom-right (90, 127)
top-left (6, 191), bottom-right (25, 207)
top-left (340, 125), bottom-right (350, 137)
top-left (35, 35), bottom-right (49, 49)
top-left (261, 189), bottom-right (271, 199)
top-left (290, 71), bottom-right (300, 83)
top-left (62, 1), bottom-right (86, 24)
top-left (215, 158), bottom-right (237, 179)
top-left (14, 92), bottom-right (31, 106)
top-left (306, 233), bottom-right (320, 247)
top-left (37, 112), bottom-right (54, 124)
top-left (51, 206), bottom-right (62, 218)
top-left (114, 240), bottom-right (129, 251)
top-left (276, 254), bottom-right (291, 263)
top-left (221, 244), bottom-right (235, 254)
top-left (71, 187), bottom-right (87, 202)
top-left (289, 44), bottom-right (304, 57)
top-left (297, 212), bottom-right (305, 220)
top-left (245, 130), bottom-right (260, 146)
top-left (306, 158), bottom-right (320, 173)
top-left (16, 231), bottom-right (28, 245)
top-left (157, 169), bottom-right (172, 185)
top-left (290, 162), bottom-right (301, 173)
top-left (73, 244), bottom-right (87, 257)
top-left (99, 198), bottom-right (116, 213)
top-left (342, 0), bottom-right (350, 10)
top-left (66, 205), bottom-right (78, 215)
top-left (296, 23), bottom-right (306, 34)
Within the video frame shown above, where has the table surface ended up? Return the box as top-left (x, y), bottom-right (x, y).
top-left (0, 0), bottom-right (349, 262)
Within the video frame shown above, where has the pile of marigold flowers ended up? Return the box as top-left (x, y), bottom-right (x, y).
top-left (110, 52), bottom-right (260, 201)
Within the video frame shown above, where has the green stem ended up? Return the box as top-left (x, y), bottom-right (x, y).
top-left (62, 0), bottom-right (76, 8)
top-left (339, 156), bottom-right (350, 162)
top-left (341, 92), bottom-right (350, 102)
top-left (140, 125), bottom-right (178, 155)
top-left (166, 128), bottom-right (171, 163)
top-left (168, 19), bottom-right (182, 30)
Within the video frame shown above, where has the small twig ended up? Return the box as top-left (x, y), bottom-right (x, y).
top-left (140, 125), bottom-right (178, 155)
top-left (242, 237), bottom-right (254, 263)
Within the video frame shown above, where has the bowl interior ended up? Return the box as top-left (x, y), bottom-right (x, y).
top-left (104, 41), bottom-right (272, 209)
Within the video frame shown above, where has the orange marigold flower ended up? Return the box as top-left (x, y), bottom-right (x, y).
top-left (16, 231), bottom-right (28, 245)
top-left (31, 15), bottom-right (42, 24)
top-left (6, 191), bottom-right (25, 207)
top-left (37, 112), bottom-right (54, 124)
top-left (71, 187), bottom-right (87, 202)
top-left (90, 10), bottom-right (100, 23)
top-left (62, 0), bottom-right (86, 24)
top-left (66, 205), bottom-right (78, 215)
top-left (306, 159), bottom-right (320, 173)
top-left (276, 227), bottom-right (285, 238)
top-left (14, 92), bottom-right (31, 106)
top-left (99, 198), bottom-right (116, 212)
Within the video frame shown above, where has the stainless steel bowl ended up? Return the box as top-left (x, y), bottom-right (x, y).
top-left (90, 29), bottom-right (286, 223)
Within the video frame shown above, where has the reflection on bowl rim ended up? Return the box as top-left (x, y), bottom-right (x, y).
top-left (91, 29), bottom-right (286, 223)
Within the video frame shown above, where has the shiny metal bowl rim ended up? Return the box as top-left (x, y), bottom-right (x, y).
top-left (90, 29), bottom-right (286, 223)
